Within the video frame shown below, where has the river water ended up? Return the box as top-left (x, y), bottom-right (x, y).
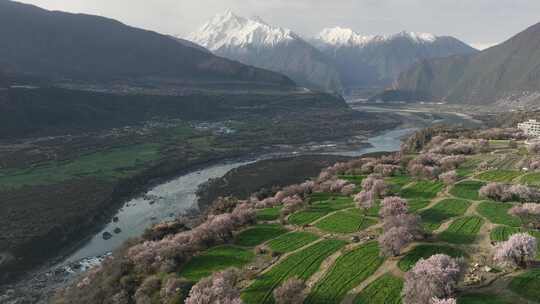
top-left (62, 126), bottom-right (417, 266)
top-left (62, 104), bottom-right (482, 267)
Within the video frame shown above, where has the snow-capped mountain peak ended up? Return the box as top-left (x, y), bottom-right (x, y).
top-left (187, 11), bottom-right (298, 51)
top-left (314, 27), bottom-right (377, 47)
top-left (313, 27), bottom-right (439, 47)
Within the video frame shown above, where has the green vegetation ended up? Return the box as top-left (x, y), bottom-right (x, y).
top-left (288, 197), bottom-right (354, 226)
top-left (315, 209), bottom-right (377, 234)
top-left (256, 207), bottom-right (281, 221)
top-left (398, 244), bottom-right (465, 271)
top-left (401, 180), bottom-right (445, 200)
top-left (420, 199), bottom-right (472, 231)
top-left (266, 232), bottom-right (319, 253)
top-left (520, 172), bottom-right (540, 186)
top-left (456, 158), bottom-right (482, 178)
top-left (438, 216), bottom-right (484, 244)
top-left (450, 180), bottom-right (485, 200)
top-left (234, 224), bottom-right (287, 247)
top-left (386, 175), bottom-right (413, 193)
top-left (490, 226), bottom-right (522, 242)
top-left (408, 199), bottom-right (431, 212)
top-left (477, 202), bottom-right (521, 227)
top-left (242, 239), bottom-right (346, 304)
top-left (0, 144), bottom-right (161, 189)
top-left (509, 269), bottom-right (540, 302)
top-left (179, 245), bottom-right (254, 282)
top-left (476, 170), bottom-right (522, 183)
top-left (354, 274), bottom-right (403, 304)
top-left (305, 242), bottom-right (384, 304)
top-left (458, 293), bottom-right (511, 304)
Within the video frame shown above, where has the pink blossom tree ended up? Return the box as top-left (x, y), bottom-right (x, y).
top-left (439, 170), bottom-right (458, 186)
top-left (403, 254), bottom-right (463, 304)
top-left (493, 233), bottom-right (537, 269)
top-left (379, 197), bottom-right (409, 218)
top-left (273, 278), bottom-right (307, 304)
top-left (378, 226), bottom-right (413, 256)
top-left (185, 269), bottom-right (243, 304)
top-left (354, 190), bottom-right (375, 210)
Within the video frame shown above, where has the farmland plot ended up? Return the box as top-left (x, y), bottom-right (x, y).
top-left (477, 202), bottom-right (521, 227)
top-left (476, 170), bottom-right (522, 183)
top-left (242, 239), bottom-right (346, 304)
top-left (419, 199), bottom-right (471, 231)
top-left (509, 269), bottom-right (540, 302)
top-left (353, 274), bottom-right (403, 304)
top-left (315, 209), bottom-right (377, 234)
top-left (289, 197), bottom-right (354, 226)
top-left (305, 242), bottom-right (384, 304)
top-left (401, 180), bottom-right (444, 200)
top-left (450, 180), bottom-right (485, 200)
top-left (438, 216), bottom-right (484, 244)
top-left (266, 231), bottom-right (319, 253)
top-left (235, 224), bottom-right (287, 247)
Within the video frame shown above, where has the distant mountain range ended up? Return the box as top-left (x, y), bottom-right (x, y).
top-left (187, 12), bottom-right (477, 92)
top-left (0, 1), bottom-right (293, 88)
top-left (188, 11), bottom-right (343, 92)
top-left (310, 27), bottom-right (477, 88)
top-left (395, 21), bottom-right (540, 106)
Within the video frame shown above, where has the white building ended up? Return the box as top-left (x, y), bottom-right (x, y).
top-left (518, 119), bottom-right (540, 136)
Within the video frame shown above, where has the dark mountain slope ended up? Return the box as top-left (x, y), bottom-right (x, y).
top-left (396, 22), bottom-right (540, 105)
top-left (0, 1), bottom-right (293, 86)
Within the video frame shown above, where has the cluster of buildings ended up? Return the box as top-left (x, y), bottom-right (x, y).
top-left (518, 119), bottom-right (540, 137)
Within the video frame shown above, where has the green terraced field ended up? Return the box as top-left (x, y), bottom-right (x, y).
top-left (520, 172), bottom-right (540, 186)
top-left (450, 180), bottom-right (485, 200)
top-left (509, 269), bottom-right (540, 302)
top-left (408, 199), bottom-right (431, 212)
top-left (386, 175), bottom-right (413, 193)
top-left (458, 293), bottom-right (511, 304)
top-left (314, 209), bottom-right (377, 234)
top-left (476, 170), bottom-right (522, 183)
top-left (398, 244), bottom-right (465, 271)
top-left (305, 242), bottom-right (384, 304)
top-left (242, 239), bottom-right (346, 304)
top-left (477, 202), bottom-right (521, 227)
top-left (438, 216), bottom-right (484, 244)
top-left (234, 224), bottom-right (287, 247)
top-left (266, 231), bottom-right (319, 253)
top-left (419, 199), bottom-right (472, 231)
top-left (179, 245), bottom-right (254, 281)
top-left (256, 207), bottom-right (281, 221)
top-left (401, 180), bottom-right (445, 200)
top-left (289, 197), bottom-right (354, 226)
top-left (354, 274), bottom-right (403, 304)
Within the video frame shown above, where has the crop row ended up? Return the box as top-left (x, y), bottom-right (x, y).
top-left (305, 242), bottom-right (384, 304)
top-left (438, 216), bottom-right (484, 244)
top-left (241, 239), bottom-right (346, 304)
top-left (419, 198), bottom-right (471, 231)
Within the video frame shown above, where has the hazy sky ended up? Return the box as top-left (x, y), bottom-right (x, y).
top-left (16, 0), bottom-right (540, 50)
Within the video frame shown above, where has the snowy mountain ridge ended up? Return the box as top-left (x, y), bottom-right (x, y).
top-left (188, 10), bottom-right (300, 51)
top-left (313, 27), bottom-right (438, 48)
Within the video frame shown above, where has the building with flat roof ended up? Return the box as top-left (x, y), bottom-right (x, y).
top-left (518, 119), bottom-right (540, 136)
